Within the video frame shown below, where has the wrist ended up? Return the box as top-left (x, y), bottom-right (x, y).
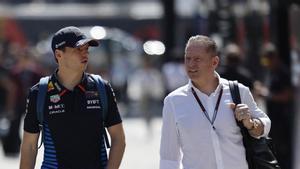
top-left (247, 118), bottom-right (259, 130)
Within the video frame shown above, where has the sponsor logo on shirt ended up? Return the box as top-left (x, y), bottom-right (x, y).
top-left (85, 91), bottom-right (99, 99)
top-left (54, 82), bottom-right (62, 92)
top-left (49, 104), bottom-right (65, 114)
top-left (25, 98), bottom-right (29, 114)
top-left (87, 99), bottom-right (101, 109)
top-left (50, 94), bottom-right (61, 103)
top-left (48, 82), bottom-right (55, 92)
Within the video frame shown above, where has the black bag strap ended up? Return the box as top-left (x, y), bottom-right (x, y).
top-left (228, 80), bottom-right (241, 104)
top-left (36, 76), bottom-right (50, 149)
top-left (228, 80), bottom-right (249, 129)
top-left (228, 80), bottom-right (254, 140)
top-left (228, 80), bottom-right (256, 166)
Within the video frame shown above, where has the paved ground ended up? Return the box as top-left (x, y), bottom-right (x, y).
top-left (0, 118), bottom-right (162, 169)
top-left (3, 115), bottom-right (300, 169)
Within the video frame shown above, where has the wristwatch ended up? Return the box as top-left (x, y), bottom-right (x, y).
top-left (248, 118), bottom-right (259, 130)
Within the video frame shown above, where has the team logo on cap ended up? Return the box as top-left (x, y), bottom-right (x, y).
top-left (55, 41), bottom-right (66, 49)
top-left (50, 94), bottom-right (61, 103)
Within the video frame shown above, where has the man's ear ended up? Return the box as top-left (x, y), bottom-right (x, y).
top-left (212, 56), bottom-right (219, 67)
top-left (55, 50), bottom-right (62, 61)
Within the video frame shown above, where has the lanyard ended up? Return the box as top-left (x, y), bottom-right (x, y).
top-left (191, 87), bottom-right (223, 130)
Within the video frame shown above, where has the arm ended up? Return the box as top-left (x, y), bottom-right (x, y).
top-left (232, 104), bottom-right (264, 137)
top-left (231, 85), bottom-right (271, 138)
top-left (106, 123), bottom-right (126, 169)
top-left (160, 98), bottom-right (181, 169)
top-left (19, 131), bottom-right (40, 169)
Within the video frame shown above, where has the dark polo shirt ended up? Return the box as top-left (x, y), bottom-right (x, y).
top-left (24, 72), bottom-right (122, 169)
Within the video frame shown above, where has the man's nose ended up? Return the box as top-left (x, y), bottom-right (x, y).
top-left (80, 48), bottom-right (89, 56)
top-left (186, 60), bottom-right (196, 67)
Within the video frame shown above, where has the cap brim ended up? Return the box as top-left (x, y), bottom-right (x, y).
top-left (75, 39), bottom-right (99, 47)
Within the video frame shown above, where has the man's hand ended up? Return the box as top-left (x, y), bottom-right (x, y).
top-left (229, 103), bottom-right (254, 129)
top-left (229, 103), bottom-right (264, 137)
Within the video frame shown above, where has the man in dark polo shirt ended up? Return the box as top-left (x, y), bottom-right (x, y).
top-left (20, 26), bottom-right (126, 169)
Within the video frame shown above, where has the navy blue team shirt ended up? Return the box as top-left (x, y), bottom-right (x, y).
top-left (23, 72), bottom-right (122, 169)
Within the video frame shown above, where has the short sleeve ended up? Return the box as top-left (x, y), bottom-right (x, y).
top-left (23, 87), bottom-right (40, 133)
top-left (104, 82), bottom-right (122, 127)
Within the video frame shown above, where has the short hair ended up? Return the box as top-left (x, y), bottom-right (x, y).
top-left (54, 47), bottom-right (66, 63)
top-left (185, 35), bottom-right (218, 56)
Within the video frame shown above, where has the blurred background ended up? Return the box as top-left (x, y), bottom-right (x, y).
top-left (0, 0), bottom-right (300, 169)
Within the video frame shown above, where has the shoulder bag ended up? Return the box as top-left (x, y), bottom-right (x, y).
top-left (228, 80), bottom-right (281, 169)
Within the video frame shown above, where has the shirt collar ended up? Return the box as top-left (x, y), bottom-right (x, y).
top-left (188, 71), bottom-right (223, 96)
top-left (50, 69), bottom-right (88, 93)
